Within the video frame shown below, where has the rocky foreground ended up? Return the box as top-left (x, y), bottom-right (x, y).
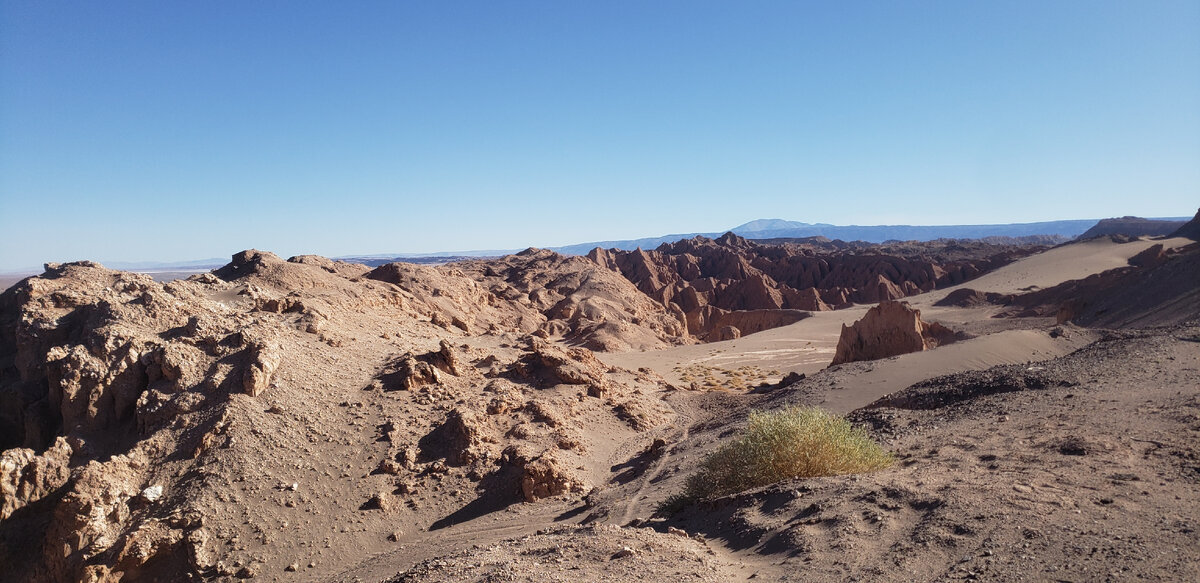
top-left (0, 225), bottom-right (1197, 582)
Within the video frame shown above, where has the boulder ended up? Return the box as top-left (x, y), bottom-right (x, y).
top-left (500, 446), bottom-right (586, 502)
top-left (241, 341), bottom-right (279, 397)
top-left (420, 407), bottom-right (492, 466)
top-left (830, 301), bottom-right (957, 366)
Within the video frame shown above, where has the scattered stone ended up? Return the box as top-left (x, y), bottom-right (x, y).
top-left (612, 546), bottom-right (635, 559)
top-left (141, 485), bottom-right (164, 503)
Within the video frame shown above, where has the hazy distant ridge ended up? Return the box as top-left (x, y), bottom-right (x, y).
top-left (728, 219), bottom-right (1105, 243)
top-left (551, 217), bottom-right (1139, 255)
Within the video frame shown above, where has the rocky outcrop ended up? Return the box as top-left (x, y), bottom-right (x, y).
top-left (933, 288), bottom-right (1012, 308)
top-left (0, 436), bottom-right (71, 520)
top-left (0, 248), bottom-right (687, 581)
top-left (500, 446), bottom-right (586, 502)
top-left (1168, 208), bottom-right (1200, 240)
top-left (830, 301), bottom-right (958, 366)
top-left (708, 309), bottom-right (809, 339)
top-left (511, 338), bottom-right (611, 397)
top-left (241, 341), bottom-right (279, 397)
top-left (422, 408), bottom-right (492, 466)
top-left (1127, 244), bottom-right (1167, 268)
top-left (372, 249), bottom-right (690, 352)
top-left (378, 340), bottom-right (465, 391)
top-left (587, 233), bottom-right (1042, 342)
top-left (1077, 216), bottom-right (1187, 240)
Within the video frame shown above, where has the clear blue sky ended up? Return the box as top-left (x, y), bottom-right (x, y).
top-left (2, 1), bottom-right (1197, 270)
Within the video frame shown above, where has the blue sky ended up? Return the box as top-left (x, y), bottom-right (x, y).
top-left (1, 1), bottom-right (1197, 270)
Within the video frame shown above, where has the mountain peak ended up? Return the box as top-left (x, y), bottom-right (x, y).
top-left (731, 219), bottom-right (815, 233)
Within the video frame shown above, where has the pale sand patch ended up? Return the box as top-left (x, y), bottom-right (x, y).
top-left (599, 306), bottom-right (870, 385)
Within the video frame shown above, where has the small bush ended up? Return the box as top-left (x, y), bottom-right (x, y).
top-left (680, 406), bottom-right (892, 502)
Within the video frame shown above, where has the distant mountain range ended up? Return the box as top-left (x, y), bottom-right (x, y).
top-left (729, 218), bottom-right (1103, 242)
top-left (549, 216), bottom-right (1188, 255)
top-left (4, 215), bottom-right (1192, 277)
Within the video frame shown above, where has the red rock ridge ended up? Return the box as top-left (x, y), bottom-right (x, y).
top-left (588, 233), bottom-right (1037, 340)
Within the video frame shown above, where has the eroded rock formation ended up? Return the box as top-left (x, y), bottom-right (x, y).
top-left (830, 301), bottom-right (958, 366)
top-left (0, 250), bottom-right (680, 581)
top-left (588, 232), bottom-right (1040, 340)
top-left (0, 436), bottom-right (71, 520)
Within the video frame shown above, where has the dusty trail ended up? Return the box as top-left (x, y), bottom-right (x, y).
top-left (619, 423), bottom-right (690, 525)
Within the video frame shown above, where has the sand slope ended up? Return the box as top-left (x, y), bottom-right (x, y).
top-left (930, 236), bottom-right (1193, 297)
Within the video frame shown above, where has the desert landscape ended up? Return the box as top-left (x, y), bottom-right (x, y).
top-left (4, 3), bottom-right (1198, 581)
top-left (0, 210), bottom-right (1196, 582)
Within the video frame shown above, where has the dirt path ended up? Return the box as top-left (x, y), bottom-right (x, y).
top-left (619, 422), bottom-right (689, 525)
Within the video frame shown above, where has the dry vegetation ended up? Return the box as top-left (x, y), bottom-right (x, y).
top-left (662, 406), bottom-right (893, 511)
top-left (674, 363), bottom-right (780, 390)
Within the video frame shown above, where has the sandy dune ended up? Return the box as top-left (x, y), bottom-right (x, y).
top-left (927, 236), bottom-right (1193, 297)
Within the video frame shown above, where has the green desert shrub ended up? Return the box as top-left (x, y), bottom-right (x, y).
top-left (679, 406), bottom-right (892, 502)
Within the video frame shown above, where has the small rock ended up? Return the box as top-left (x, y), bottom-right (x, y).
top-left (141, 485), bottom-right (164, 502)
top-left (364, 492), bottom-right (395, 512)
top-left (667, 526), bottom-right (689, 537)
top-left (377, 459), bottom-right (402, 475)
top-left (612, 546), bottom-right (635, 559)
top-left (285, 563), bottom-right (298, 572)
top-left (1013, 483), bottom-right (1033, 494)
